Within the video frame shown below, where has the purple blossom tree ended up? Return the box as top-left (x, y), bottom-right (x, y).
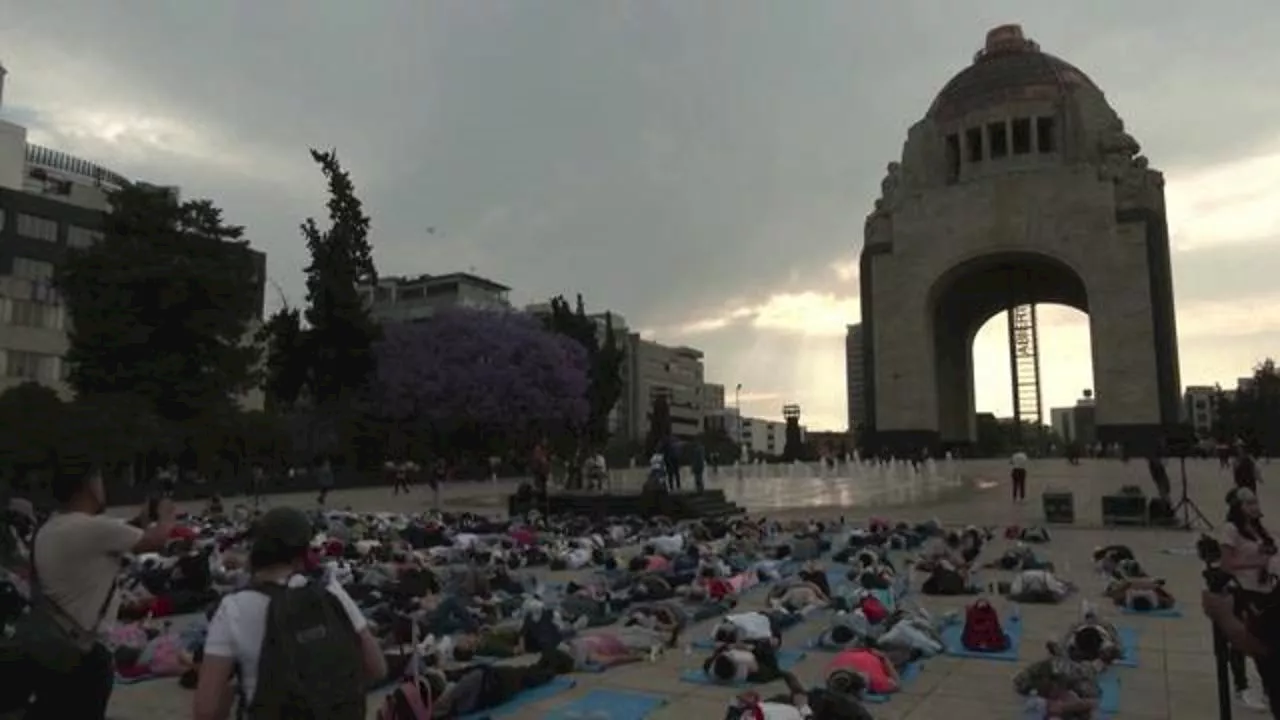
top-left (371, 309), bottom-right (590, 453)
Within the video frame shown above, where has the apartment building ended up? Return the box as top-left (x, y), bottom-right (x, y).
top-left (362, 272), bottom-right (511, 323)
top-left (846, 323), bottom-right (865, 432)
top-left (622, 334), bottom-right (706, 443)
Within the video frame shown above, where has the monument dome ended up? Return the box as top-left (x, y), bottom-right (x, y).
top-left (927, 25), bottom-right (1101, 121)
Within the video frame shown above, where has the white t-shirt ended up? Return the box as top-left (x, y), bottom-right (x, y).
top-left (1219, 521), bottom-right (1274, 592)
top-left (650, 534), bottom-right (684, 555)
top-left (725, 612), bottom-right (772, 641)
top-left (203, 576), bottom-right (368, 703)
top-left (755, 703), bottom-right (805, 720)
top-left (34, 512), bottom-right (143, 634)
top-left (1011, 452), bottom-right (1028, 470)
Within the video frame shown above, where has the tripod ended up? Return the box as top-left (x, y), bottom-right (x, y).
top-left (1170, 455), bottom-right (1213, 531)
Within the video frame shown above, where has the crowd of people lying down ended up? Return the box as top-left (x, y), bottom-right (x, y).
top-left (0, 489), bottom-right (1183, 720)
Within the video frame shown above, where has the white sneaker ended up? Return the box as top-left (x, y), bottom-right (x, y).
top-left (1236, 690), bottom-right (1268, 712)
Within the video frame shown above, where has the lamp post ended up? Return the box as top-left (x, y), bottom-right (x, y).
top-left (735, 383), bottom-right (744, 469)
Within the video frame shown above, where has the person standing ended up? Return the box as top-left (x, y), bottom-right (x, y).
top-left (530, 442), bottom-right (550, 495)
top-left (691, 441), bottom-right (707, 493)
top-left (22, 458), bottom-right (177, 719)
top-left (429, 457), bottom-right (447, 510)
top-left (1010, 447), bottom-right (1029, 502)
top-left (1218, 488), bottom-right (1276, 711)
top-left (1236, 443), bottom-right (1263, 494)
top-left (663, 437), bottom-right (682, 492)
top-left (315, 456), bottom-right (335, 506)
top-left (391, 460), bottom-right (411, 496)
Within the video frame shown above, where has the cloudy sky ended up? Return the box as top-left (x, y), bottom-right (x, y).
top-left (3, 1), bottom-right (1278, 430)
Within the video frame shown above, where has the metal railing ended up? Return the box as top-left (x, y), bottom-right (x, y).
top-left (25, 143), bottom-right (131, 190)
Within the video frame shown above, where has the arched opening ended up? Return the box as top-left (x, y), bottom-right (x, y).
top-left (927, 252), bottom-right (1090, 447)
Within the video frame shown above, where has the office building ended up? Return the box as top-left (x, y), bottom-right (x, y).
top-left (621, 334), bottom-right (705, 443)
top-left (1049, 390), bottom-right (1097, 445)
top-left (845, 323), bottom-right (865, 432)
top-left (702, 382), bottom-right (725, 413)
top-left (0, 63), bottom-right (265, 403)
top-left (741, 416), bottom-right (787, 458)
top-left (1183, 385), bottom-right (1219, 436)
top-left (361, 272), bottom-right (511, 323)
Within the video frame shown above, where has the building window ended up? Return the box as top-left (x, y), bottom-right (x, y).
top-left (965, 127), bottom-right (983, 163)
top-left (944, 134), bottom-right (960, 183)
top-left (987, 122), bottom-right (1009, 159)
top-left (10, 300), bottom-right (43, 327)
top-left (66, 225), bottom-right (102, 249)
top-left (1011, 118), bottom-right (1032, 155)
top-left (16, 214), bottom-right (58, 243)
top-left (1036, 117), bottom-right (1057, 153)
top-left (425, 282), bottom-right (459, 297)
top-left (11, 257), bottom-right (54, 282)
top-left (4, 350), bottom-right (50, 381)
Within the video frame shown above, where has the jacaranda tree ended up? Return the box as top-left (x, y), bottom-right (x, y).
top-left (370, 309), bottom-right (590, 458)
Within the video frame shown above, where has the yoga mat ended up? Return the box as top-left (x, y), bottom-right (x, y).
top-left (678, 650), bottom-right (807, 687)
top-left (864, 662), bottom-right (923, 704)
top-left (1121, 605), bottom-right (1182, 618)
top-left (458, 677), bottom-right (577, 720)
top-left (542, 689), bottom-right (667, 720)
top-left (940, 617), bottom-right (1021, 661)
top-left (1112, 627), bottom-right (1140, 668)
top-left (1098, 671), bottom-right (1121, 714)
top-left (114, 672), bottom-right (166, 686)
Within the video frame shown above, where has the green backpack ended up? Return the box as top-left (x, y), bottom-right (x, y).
top-left (245, 582), bottom-right (366, 720)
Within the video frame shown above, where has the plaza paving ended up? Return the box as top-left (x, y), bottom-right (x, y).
top-left (107, 458), bottom-right (1258, 719)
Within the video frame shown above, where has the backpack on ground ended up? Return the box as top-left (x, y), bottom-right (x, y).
top-left (960, 600), bottom-right (1009, 653)
top-left (246, 582), bottom-right (365, 720)
top-left (376, 677), bottom-right (433, 720)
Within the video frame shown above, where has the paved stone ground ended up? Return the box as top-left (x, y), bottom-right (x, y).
top-left (107, 458), bottom-right (1262, 719)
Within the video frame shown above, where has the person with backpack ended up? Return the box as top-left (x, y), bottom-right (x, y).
top-left (21, 457), bottom-right (177, 719)
top-left (193, 506), bottom-right (386, 720)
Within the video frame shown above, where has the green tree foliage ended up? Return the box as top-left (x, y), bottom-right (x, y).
top-left (541, 294), bottom-right (625, 447)
top-left (299, 149), bottom-right (380, 404)
top-left (1216, 359), bottom-right (1280, 454)
top-left (646, 393), bottom-right (672, 452)
top-left (56, 185), bottom-right (263, 421)
top-left (258, 305), bottom-right (308, 411)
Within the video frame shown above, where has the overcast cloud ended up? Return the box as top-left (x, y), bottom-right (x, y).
top-left (2, 1), bottom-right (1278, 429)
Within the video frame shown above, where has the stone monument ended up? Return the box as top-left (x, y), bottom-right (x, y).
top-left (857, 24), bottom-right (1181, 454)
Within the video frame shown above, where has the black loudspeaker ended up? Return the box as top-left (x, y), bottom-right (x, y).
top-left (1042, 491), bottom-right (1075, 524)
top-left (1102, 494), bottom-right (1149, 526)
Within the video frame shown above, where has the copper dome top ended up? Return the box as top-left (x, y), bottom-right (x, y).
top-left (927, 25), bottom-right (1099, 120)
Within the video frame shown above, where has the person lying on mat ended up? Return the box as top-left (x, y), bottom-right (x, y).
top-left (1012, 646), bottom-right (1102, 719)
top-left (765, 579), bottom-right (831, 612)
top-left (985, 544), bottom-right (1054, 572)
top-left (725, 688), bottom-right (876, 720)
top-left (558, 625), bottom-right (670, 670)
top-left (1103, 576), bottom-right (1175, 612)
top-left (826, 646), bottom-right (905, 696)
top-left (414, 650), bottom-right (568, 718)
top-left (1092, 544), bottom-right (1137, 577)
top-left (701, 641), bottom-right (806, 692)
top-left (1059, 604), bottom-right (1123, 665)
top-left (813, 611), bottom-right (874, 649)
top-left (711, 610), bottom-right (803, 646)
top-left (624, 600), bottom-right (690, 643)
top-left (877, 608), bottom-right (947, 656)
top-left (1003, 569), bottom-right (1075, 604)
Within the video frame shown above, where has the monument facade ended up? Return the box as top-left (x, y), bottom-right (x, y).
top-left (858, 25), bottom-right (1181, 453)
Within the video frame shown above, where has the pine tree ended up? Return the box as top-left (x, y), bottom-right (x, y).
top-left (56, 185), bottom-right (262, 421)
top-left (542, 294), bottom-right (625, 446)
top-left (299, 149), bottom-right (380, 403)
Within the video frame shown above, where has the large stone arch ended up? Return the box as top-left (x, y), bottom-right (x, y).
top-left (928, 251), bottom-right (1088, 444)
top-left (855, 24), bottom-right (1181, 455)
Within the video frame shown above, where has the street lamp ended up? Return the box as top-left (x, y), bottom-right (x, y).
top-left (735, 383), bottom-right (744, 465)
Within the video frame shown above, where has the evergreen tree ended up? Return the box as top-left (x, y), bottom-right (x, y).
top-left (258, 305), bottom-right (308, 411)
top-left (299, 149), bottom-right (380, 403)
top-left (56, 185), bottom-right (262, 421)
top-left (542, 294), bottom-right (624, 446)
top-left (1216, 359), bottom-right (1280, 454)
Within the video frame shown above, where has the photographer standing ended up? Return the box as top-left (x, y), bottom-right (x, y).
top-left (1219, 488), bottom-right (1277, 711)
top-left (1203, 582), bottom-right (1280, 718)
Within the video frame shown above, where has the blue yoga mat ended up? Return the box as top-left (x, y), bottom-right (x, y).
top-left (1098, 671), bottom-right (1121, 714)
top-left (459, 677), bottom-right (577, 720)
top-left (1121, 605), bottom-right (1182, 618)
top-left (864, 661), bottom-right (923, 704)
top-left (679, 650), bottom-right (807, 687)
top-left (940, 617), bottom-right (1021, 661)
top-left (1113, 627), bottom-right (1140, 668)
top-left (542, 689), bottom-right (667, 720)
